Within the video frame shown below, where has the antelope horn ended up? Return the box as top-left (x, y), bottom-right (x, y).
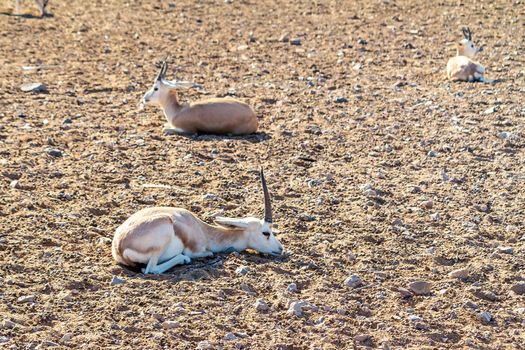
top-left (156, 59), bottom-right (168, 81)
top-left (462, 27), bottom-right (472, 41)
top-left (260, 167), bottom-right (272, 223)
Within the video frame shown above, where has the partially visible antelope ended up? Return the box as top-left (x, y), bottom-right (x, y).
top-left (112, 168), bottom-right (283, 274)
top-left (447, 27), bottom-right (494, 83)
top-left (15, 0), bottom-right (48, 17)
top-left (142, 60), bottom-right (258, 135)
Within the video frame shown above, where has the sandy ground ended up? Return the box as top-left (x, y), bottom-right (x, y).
top-left (1, 0), bottom-right (525, 349)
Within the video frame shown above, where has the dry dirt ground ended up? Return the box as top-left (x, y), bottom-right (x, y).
top-left (1, 0), bottom-right (525, 349)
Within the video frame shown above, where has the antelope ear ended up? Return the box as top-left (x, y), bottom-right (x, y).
top-left (162, 80), bottom-right (200, 89)
top-left (215, 216), bottom-right (250, 228)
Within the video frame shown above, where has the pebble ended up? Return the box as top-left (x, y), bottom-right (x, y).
top-left (235, 266), bottom-right (249, 275)
top-left (408, 314), bottom-right (422, 322)
top-left (354, 334), bottom-right (370, 343)
top-left (223, 332), bottom-right (238, 341)
top-left (344, 275), bottom-right (363, 288)
top-left (464, 300), bottom-right (478, 310)
top-left (427, 150), bottom-right (438, 157)
top-left (408, 281), bottom-right (431, 295)
top-left (397, 287), bottom-right (412, 298)
top-left (287, 300), bottom-right (317, 317)
top-left (470, 288), bottom-right (498, 302)
top-left (110, 276), bottom-right (125, 286)
top-left (254, 299), bottom-right (269, 312)
top-left (279, 33), bottom-right (289, 42)
top-left (420, 200), bottom-right (433, 210)
top-left (334, 96), bottom-right (348, 103)
top-left (20, 82), bottom-right (47, 93)
top-left (18, 295), bottom-right (36, 303)
top-left (497, 131), bottom-right (511, 139)
top-left (290, 38), bottom-right (301, 45)
top-left (497, 246), bottom-right (513, 254)
top-left (162, 321), bottom-right (180, 329)
top-left (42, 341), bottom-right (59, 347)
top-left (61, 333), bottom-right (73, 342)
top-left (478, 311), bottom-right (493, 324)
top-left (45, 148), bottom-right (63, 157)
top-left (202, 193), bottom-right (219, 201)
top-left (0, 336), bottom-right (8, 343)
top-left (1, 320), bottom-right (15, 329)
top-left (286, 283), bottom-right (298, 293)
top-left (448, 268), bottom-right (469, 279)
top-left (484, 106), bottom-right (497, 114)
top-left (430, 212), bottom-right (440, 221)
top-left (348, 251), bottom-right (356, 261)
top-left (196, 341), bottom-right (214, 350)
top-left (511, 282), bottom-right (525, 295)
top-left (9, 180), bottom-right (22, 189)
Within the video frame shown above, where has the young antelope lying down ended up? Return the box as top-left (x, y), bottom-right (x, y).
top-left (143, 60), bottom-right (258, 135)
top-left (112, 169), bottom-right (283, 274)
top-left (15, 0), bottom-right (48, 17)
top-left (447, 27), bottom-right (494, 83)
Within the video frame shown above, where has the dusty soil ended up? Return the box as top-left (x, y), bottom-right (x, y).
top-left (1, 0), bottom-right (525, 349)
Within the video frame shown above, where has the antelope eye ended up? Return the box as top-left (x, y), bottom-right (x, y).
top-left (154, 87), bottom-right (158, 91)
top-left (262, 231), bottom-right (271, 237)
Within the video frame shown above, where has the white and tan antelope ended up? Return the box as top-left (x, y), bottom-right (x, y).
top-left (112, 169), bottom-right (283, 274)
top-left (142, 60), bottom-right (258, 135)
top-left (447, 27), bottom-right (494, 83)
top-left (15, 0), bottom-right (48, 17)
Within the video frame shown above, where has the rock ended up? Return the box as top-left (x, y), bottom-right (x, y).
top-left (45, 148), bottom-right (63, 157)
top-left (42, 341), bottom-right (59, 347)
top-left (497, 131), bottom-right (511, 139)
top-left (484, 106), bottom-right (497, 114)
top-left (196, 340), bottom-right (214, 350)
top-left (240, 283), bottom-right (256, 295)
top-left (420, 200), bottom-right (433, 210)
top-left (1, 320), bottom-right (16, 329)
top-left (10, 180), bottom-right (21, 189)
top-left (348, 251), bottom-right (356, 261)
top-left (17, 295), bottom-right (36, 303)
top-left (290, 38), bottom-right (301, 45)
top-left (478, 311), bottom-right (493, 324)
top-left (235, 266), bottom-right (249, 275)
top-left (427, 150), bottom-right (438, 157)
top-left (363, 189), bottom-right (378, 198)
top-left (408, 314), bottom-right (422, 322)
top-left (430, 212), bottom-right (440, 221)
top-left (397, 287), bottom-right (412, 298)
top-left (344, 275), bottom-right (363, 288)
top-left (464, 300), bottom-right (478, 310)
top-left (202, 193), bottom-right (219, 201)
top-left (497, 246), bottom-right (513, 254)
top-left (162, 321), bottom-right (180, 329)
top-left (20, 82), bottom-right (47, 93)
top-left (287, 300), bottom-right (317, 317)
top-left (223, 332), bottom-right (238, 341)
top-left (448, 268), bottom-right (469, 279)
top-left (408, 281), bottom-right (431, 295)
top-left (0, 336), bottom-right (9, 343)
top-left (510, 282), bottom-right (525, 295)
top-left (110, 276), bottom-right (125, 286)
top-left (471, 288), bottom-right (498, 302)
top-left (357, 38), bottom-right (367, 45)
top-left (61, 333), bottom-right (73, 342)
top-left (354, 334), bottom-right (370, 343)
top-left (279, 33), bottom-right (290, 42)
top-left (334, 96), bottom-right (348, 103)
top-left (287, 283), bottom-right (298, 293)
top-left (254, 299), bottom-right (269, 312)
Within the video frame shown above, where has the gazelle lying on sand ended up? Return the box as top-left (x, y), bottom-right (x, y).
top-left (15, 0), bottom-right (48, 17)
top-left (447, 27), bottom-right (494, 83)
top-left (112, 169), bottom-right (283, 274)
top-left (143, 60), bottom-right (258, 135)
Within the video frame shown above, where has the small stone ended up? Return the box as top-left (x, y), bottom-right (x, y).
top-left (287, 283), bottom-right (298, 293)
top-left (42, 341), bottom-right (59, 347)
top-left (357, 38), bottom-right (367, 45)
top-left (20, 82), bottom-right (47, 93)
top-left (235, 266), bottom-right (249, 275)
top-left (348, 251), bottom-right (356, 261)
top-left (484, 106), bottom-right (497, 114)
top-left (61, 333), bottom-right (73, 342)
top-left (196, 340), bottom-right (214, 350)
top-left (397, 287), bottom-right (412, 298)
top-left (162, 321), bottom-right (180, 329)
top-left (254, 299), bottom-right (269, 312)
top-left (408, 314), bottom-right (422, 322)
top-left (202, 193), bottom-right (219, 201)
top-left (464, 300), bottom-right (478, 309)
top-left (427, 150), bottom-right (438, 157)
top-left (290, 38), bottom-right (301, 45)
top-left (110, 276), bottom-right (125, 286)
top-left (10, 180), bottom-right (21, 189)
top-left (510, 282), bottom-right (525, 295)
top-left (334, 96), bottom-right (348, 103)
top-left (408, 281), bottom-right (431, 295)
top-left (354, 334), bottom-right (370, 343)
top-left (478, 311), bottom-right (493, 324)
top-left (17, 295), bottom-right (36, 303)
top-left (0, 336), bottom-right (8, 343)
top-left (497, 131), bottom-right (511, 139)
top-left (62, 118), bottom-right (73, 124)
top-left (344, 275), bottom-right (363, 288)
top-left (364, 189), bottom-right (378, 198)
top-left (279, 33), bottom-right (289, 42)
top-left (420, 200), bottom-right (433, 210)
top-left (449, 268), bottom-right (469, 279)
top-left (430, 212), bottom-right (440, 221)
top-left (471, 288), bottom-right (498, 302)
top-left (45, 148), bottom-right (63, 157)
top-left (223, 332), bottom-right (238, 341)
top-left (1, 320), bottom-right (16, 329)
top-left (287, 300), bottom-right (317, 317)
top-left (497, 246), bottom-right (513, 254)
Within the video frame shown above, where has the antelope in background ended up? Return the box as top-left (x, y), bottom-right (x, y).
top-left (112, 168), bottom-right (283, 274)
top-left (15, 0), bottom-right (48, 17)
top-left (142, 60), bottom-right (258, 135)
top-left (447, 27), bottom-right (494, 83)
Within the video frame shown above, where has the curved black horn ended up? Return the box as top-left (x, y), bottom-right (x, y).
top-left (156, 59), bottom-right (167, 81)
top-left (462, 27), bottom-right (472, 41)
top-left (260, 167), bottom-right (272, 223)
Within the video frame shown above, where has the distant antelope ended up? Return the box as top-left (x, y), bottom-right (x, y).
top-left (142, 60), bottom-right (258, 135)
top-left (15, 0), bottom-right (48, 17)
top-left (112, 168), bottom-right (283, 274)
top-left (447, 27), bottom-right (494, 83)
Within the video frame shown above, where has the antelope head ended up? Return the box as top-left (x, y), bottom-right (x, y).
top-left (215, 168), bottom-right (284, 256)
top-left (143, 59), bottom-right (200, 106)
top-left (457, 27), bottom-right (481, 58)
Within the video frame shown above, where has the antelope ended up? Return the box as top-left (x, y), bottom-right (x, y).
top-left (142, 60), bottom-right (258, 135)
top-left (15, 0), bottom-right (48, 17)
top-left (446, 27), bottom-right (494, 83)
top-left (112, 168), bottom-right (283, 274)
